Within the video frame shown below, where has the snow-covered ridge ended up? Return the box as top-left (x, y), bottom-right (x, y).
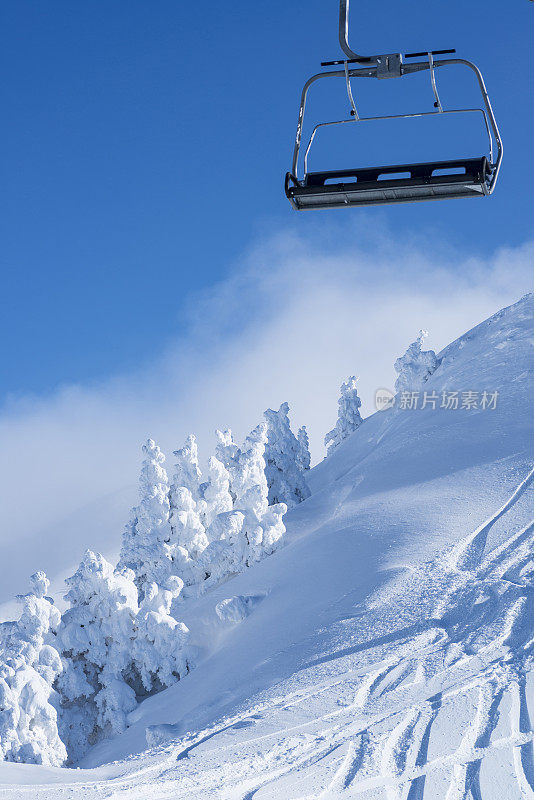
top-left (0, 294), bottom-right (532, 799)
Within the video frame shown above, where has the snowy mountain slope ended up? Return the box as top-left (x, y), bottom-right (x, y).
top-left (0, 294), bottom-right (532, 799)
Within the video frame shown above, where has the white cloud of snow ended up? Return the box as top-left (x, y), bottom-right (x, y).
top-left (0, 218), bottom-right (531, 612)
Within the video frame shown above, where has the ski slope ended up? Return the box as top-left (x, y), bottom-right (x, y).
top-left (0, 294), bottom-right (532, 799)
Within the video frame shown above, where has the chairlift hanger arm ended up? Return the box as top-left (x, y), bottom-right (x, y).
top-left (338, 0), bottom-right (374, 63)
top-left (337, 1), bottom-right (455, 68)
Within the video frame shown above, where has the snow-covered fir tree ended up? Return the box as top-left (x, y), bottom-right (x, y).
top-left (131, 576), bottom-right (190, 696)
top-left (118, 439), bottom-right (172, 598)
top-left (324, 376), bottom-right (363, 456)
top-left (200, 424), bottom-right (287, 582)
top-left (56, 551), bottom-right (139, 761)
top-left (260, 502), bottom-right (287, 556)
top-left (215, 429), bottom-right (241, 503)
top-left (199, 511), bottom-right (247, 586)
top-left (0, 572), bottom-right (66, 767)
top-left (232, 423), bottom-right (286, 565)
top-left (297, 425), bottom-right (311, 473)
top-left (202, 456), bottom-right (233, 530)
top-left (165, 427), bottom-right (287, 594)
top-left (264, 403), bottom-right (311, 508)
top-left (167, 486), bottom-right (209, 590)
top-left (394, 330), bottom-right (440, 394)
top-left (169, 487), bottom-right (208, 559)
top-left (172, 434), bottom-right (203, 503)
top-left (232, 424), bottom-right (270, 524)
top-left (167, 435), bottom-right (211, 590)
top-left (56, 550), bottom-right (190, 761)
top-left (195, 426), bottom-right (262, 585)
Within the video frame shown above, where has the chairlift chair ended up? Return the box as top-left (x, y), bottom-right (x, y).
top-left (285, 0), bottom-right (502, 210)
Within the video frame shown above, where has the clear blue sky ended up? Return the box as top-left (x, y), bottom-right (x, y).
top-left (2, 0), bottom-right (532, 399)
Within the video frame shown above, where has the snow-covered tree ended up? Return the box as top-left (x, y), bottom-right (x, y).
top-left (169, 487), bottom-right (208, 559)
top-left (324, 376), bottom-right (363, 456)
top-left (232, 424), bottom-right (287, 565)
top-left (394, 330), bottom-right (440, 393)
top-left (202, 456), bottom-right (233, 530)
top-left (170, 545), bottom-right (202, 593)
top-left (297, 426), bottom-right (311, 472)
top-left (56, 551), bottom-right (139, 761)
top-left (165, 424), bottom-right (287, 592)
top-left (264, 403), bottom-right (311, 508)
top-left (215, 429), bottom-right (241, 503)
top-left (167, 434), bottom-right (213, 591)
top-left (199, 424), bottom-right (287, 582)
top-left (0, 572), bottom-right (66, 767)
top-left (118, 439), bottom-right (172, 598)
top-left (199, 511), bottom-right (247, 586)
top-left (172, 434), bottom-right (203, 503)
top-left (131, 576), bottom-right (190, 696)
top-left (57, 550), bottom-right (191, 761)
top-left (233, 424), bottom-right (270, 523)
top-left (260, 502), bottom-right (287, 556)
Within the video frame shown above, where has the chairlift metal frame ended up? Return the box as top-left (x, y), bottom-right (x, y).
top-left (285, 0), bottom-right (503, 210)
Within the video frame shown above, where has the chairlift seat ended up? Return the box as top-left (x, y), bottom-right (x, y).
top-left (285, 157), bottom-right (491, 209)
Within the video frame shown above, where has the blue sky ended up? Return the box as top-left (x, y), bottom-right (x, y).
top-left (1, 0), bottom-right (532, 400)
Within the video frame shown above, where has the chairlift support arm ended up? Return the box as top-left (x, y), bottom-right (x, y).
top-left (339, 0), bottom-right (374, 63)
top-left (336, 0), bottom-right (455, 67)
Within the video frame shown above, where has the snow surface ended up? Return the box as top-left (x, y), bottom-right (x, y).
top-left (0, 294), bottom-right (533, 799)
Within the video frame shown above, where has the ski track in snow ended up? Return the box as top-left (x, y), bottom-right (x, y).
top-left (448, 465), bottom-right (534, 573)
